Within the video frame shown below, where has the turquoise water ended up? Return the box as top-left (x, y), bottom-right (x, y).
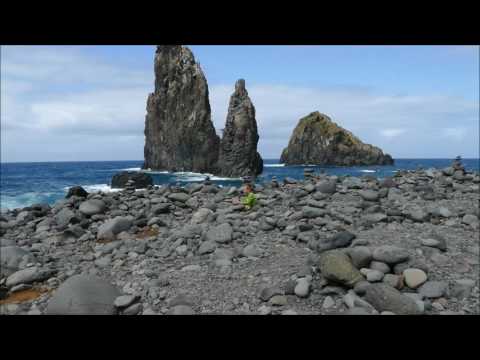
top-left (1, 158), bottom-right (478, 210)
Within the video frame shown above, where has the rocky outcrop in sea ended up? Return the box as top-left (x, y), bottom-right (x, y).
top-left (280, 112), bottom-right (394, 166)
top-left (217, 79), bottom-right (263, 177)
top-left (143, 45), bottom-right (220, 173)
top-left (1, 159), bottom-right (478, 315)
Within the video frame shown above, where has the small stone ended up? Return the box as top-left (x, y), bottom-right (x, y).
top-left (269, 295), bottom-right (287, 306)
top-left (365, 269), bottom-right (384, 282)
top-left (206, 223), bottom-right (233, 244)
top-left (418, 281), bottom-right (448, 299)
top-left (403, 268), bottom-right (427, 289)
top-left (260, 286), bottom-right (283, 301)
top-left (353, 281), bottom-right (371, 296)
top-left (258, 305), bottom-right (272, 315)
top-left (432, 302), bottom-right (444, 311)
top-left (370, 261), bottom-right (391, 274)
top-left (343, 307), bottom-right (372, 315)
top-left (450, 279), bottom-right (475, 300)
top-left (462, 214), bottom-right (479, 228)
top-left (181, 264), bottom-right (202, 272)
top-left (347, 246), bottom-right (372, 269)
top-left (281, 309), bottom-right (298, 315)
top-left (243, 244), bottom-right (262, 258)
top-left (322, 296), bottom-right (335, 309)
top-left (380, 311), bottom-right (396, 315)
top-left (114, 295), bottom-right (138, 308)
top-left (198, 241), bottom-right (216, 255)
top-left (294, 278), bottom-right (311, 298)
top-left (372, 245), bottom-right (409, 265)
top-left (168, 305), bottom-right (195, 315)
top-left (359, 190), bottom-right (379, 202)
top-left (383, 274), bottom-right (403, 289)
top-left (122, 302), bottom-right (142, 315)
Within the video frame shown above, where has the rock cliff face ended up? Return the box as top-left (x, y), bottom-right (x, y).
top-left (217, 79), bottom-right (263, 177)
top-left (280, 112), bottom-right (394, 166)
top-left (143, 45), bottom-right (220, 172)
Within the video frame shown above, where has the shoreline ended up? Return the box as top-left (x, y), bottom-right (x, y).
top-left (1, 163), bottom-right (479, 315)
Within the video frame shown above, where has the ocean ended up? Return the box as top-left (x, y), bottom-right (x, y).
top-left (1, 158), bottom-right (479, 211)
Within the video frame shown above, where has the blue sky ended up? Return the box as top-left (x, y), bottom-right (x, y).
top-left (1, 45), bottom-right (478, 162)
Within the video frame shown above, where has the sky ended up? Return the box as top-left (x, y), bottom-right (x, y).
top-left (1, 45), bottom-right (479, 162)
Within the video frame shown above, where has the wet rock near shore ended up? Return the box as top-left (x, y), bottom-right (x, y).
top-left (111, 171), bottom-right (153, 189)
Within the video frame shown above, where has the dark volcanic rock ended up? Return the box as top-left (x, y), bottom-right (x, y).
top-left (280, 112), bottom-right (394, 166)
top-left (217, 79), bottom-right (263, 177)
top-left (111, 171), bottom-right (153, 189)
top-left (143, 45), bottom-right (220, 173)
top-left (66, 186), bottom-right (88, 199)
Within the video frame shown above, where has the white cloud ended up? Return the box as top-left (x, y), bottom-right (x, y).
top-left (211, 84), bottom-right (478, 157)
top-left (380, 128), bottom-right (407, 138)
top-left (440, 127), bottom-right (467, 141)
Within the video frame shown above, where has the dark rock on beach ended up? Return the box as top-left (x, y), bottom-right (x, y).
top-left (111, 171), bottom-right (153, 189)
top-left (65, 186), bottom-right (88, 199)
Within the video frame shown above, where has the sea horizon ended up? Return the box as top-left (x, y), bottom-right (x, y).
top-left (1, 158), bottom-right (479, 211)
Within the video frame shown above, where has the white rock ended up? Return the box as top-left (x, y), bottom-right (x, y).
top-left (294, 278), bottom-right (310, 298)
top-left (322, 296), bottom-right (335, 309)
top-left (403, 268), bottom-right (428, 289)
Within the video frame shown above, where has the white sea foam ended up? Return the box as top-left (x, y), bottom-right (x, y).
top-left (264, 164), bottom-right (285, 167)
top-left (359, 170), bottom-right (376, 173)
top-left (143, 170), bottom-right (170, 174)
top-left (1, 192), bottom-right (53, 211)
top-left (81, 184), bottom-right (123, 193)
top-left (172, 172), bottom-right (240, 181)
top-left (121, 167), bottom-right (142, 171)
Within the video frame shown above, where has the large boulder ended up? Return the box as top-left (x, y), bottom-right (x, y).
top-left (318, 250), bottom-right (364, 287)
top-left (143, 45), bottom-right (220, 173)
top-left (97, 216), bottom-right (133, 241)
top-left (54, 208), bottom-right (76, 228)
top-left (364, 283), bottom-right (421, 315)
top-left (280, 112), bottom-right (394, 166)
top-left (65, 186), bottom-right (88, 199)
top-left (79, 199), bottom-right (106, 216)
top-left (0, 246), bottom-right (34, 277)
top-left (111, 171), bottom-right (153, 189)
top-left (46, 275), bottom-right (121, 315)
top-left (216, 79), bottom-right (263, 177)
top-left (6, 267), bottom-right (54, 288)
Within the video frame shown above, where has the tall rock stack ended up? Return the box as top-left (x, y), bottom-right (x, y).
top-left (143, 45), bottom-right (220, 173)
top-left (217, 79), bottom-right (263, 177)
top-left (280, 112), bottom-right (394, 166)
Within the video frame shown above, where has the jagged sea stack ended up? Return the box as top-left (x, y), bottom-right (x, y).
top-left (143, 45), bottom-right (220, 172)
top-left (280, 112), bottom-right (394, 166)
top-left (217, 79), bottom-right (263, 177)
